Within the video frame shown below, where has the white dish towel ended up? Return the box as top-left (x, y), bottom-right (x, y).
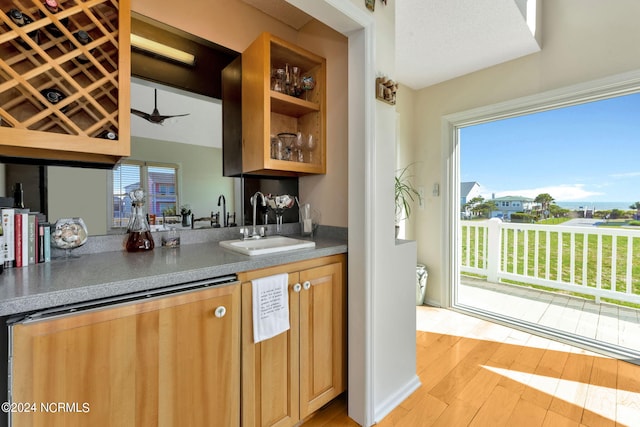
top-left (252, 273), bottom-right (290, 343)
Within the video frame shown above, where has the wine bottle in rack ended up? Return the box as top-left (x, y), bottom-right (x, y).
top-left (40, 88), bottom-right (67, 112)
top-left (40, 0), bottom-right (69, 37)
top-left (7, 9), bottom-right (39, 49)
top-left (96, 130), bottom-right (118, 140)
top-left (73, 30), bottom-right (94, 63)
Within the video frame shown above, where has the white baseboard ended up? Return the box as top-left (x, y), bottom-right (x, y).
top-left (373, 375), bottom-right (422, 423)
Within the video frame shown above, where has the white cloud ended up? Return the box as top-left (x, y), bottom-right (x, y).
top-left (480, 184), bottom-right (603, 201)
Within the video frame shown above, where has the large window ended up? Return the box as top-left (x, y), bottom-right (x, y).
top-left (111, 161), bottom-right (179, 229)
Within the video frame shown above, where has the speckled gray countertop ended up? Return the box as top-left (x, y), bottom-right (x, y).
top-left (0, 229), bottom-right (347, 317)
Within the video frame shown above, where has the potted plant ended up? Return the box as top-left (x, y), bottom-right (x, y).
top-left (395, 165), bottom-right (421, 238)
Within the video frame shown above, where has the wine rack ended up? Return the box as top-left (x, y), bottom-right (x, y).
top-left (0, 0), bottom-right (130, 165)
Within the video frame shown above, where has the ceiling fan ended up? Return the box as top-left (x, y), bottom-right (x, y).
top-left (131, 88), bottom-right (189, 124)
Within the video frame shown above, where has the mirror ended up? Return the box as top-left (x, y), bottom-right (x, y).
top-left (0, 16), bottom-right (243, 236)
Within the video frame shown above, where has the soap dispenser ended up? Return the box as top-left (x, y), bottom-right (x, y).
top-left (125, 189), bottom-right (154, 252)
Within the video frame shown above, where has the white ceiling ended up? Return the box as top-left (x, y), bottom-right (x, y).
top-left (131, 0), bottom-right (542, 143)
top-left (395, 0), bottom-right (541, 89)
top-left (243, 0), bottom-right (313, 30)
top-left (245, 0), bottom-right (541, 90)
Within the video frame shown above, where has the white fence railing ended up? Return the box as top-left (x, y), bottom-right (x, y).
top-left (460, 219), bottom-right (640, 305)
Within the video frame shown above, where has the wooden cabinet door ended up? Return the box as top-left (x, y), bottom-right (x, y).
top-left (10, 283), bottom-right (240, 427)
top-left (299, 262), bottom-right (346, 418)
top-left (241, 273), bottom-right (300, 427)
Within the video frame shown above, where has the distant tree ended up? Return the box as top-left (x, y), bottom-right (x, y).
top-left (630, 201), bottom-right (640, 218)
top-left (535, 193), bottom-right (555, 218)
top-left (610, 209), bottom-right (625, 219)
top-left (463, 196), bottom-right (484, 218)
top-left (549, 204), bottom-right (569, 218)
top-left (473, 200), bottom-right (497, 218)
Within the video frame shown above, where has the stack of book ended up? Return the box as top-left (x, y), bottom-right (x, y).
top-left (1, 208), bottom-right (51, 268)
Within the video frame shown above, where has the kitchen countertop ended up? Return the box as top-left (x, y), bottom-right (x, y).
top-left (0, 235), bottom-right (347, 317)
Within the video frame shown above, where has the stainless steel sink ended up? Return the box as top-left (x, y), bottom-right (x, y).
top-left (219, 236), bottom-right (315, 256)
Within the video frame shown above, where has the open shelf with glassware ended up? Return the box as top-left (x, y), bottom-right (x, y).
top-left (241, 32), bottom-right (325, 176)
top-left (0, 0), bottom-right (130, 165)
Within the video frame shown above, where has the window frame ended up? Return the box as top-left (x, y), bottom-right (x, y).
top-left (109, 160), bottom-right (180, 232)
top-left (442, 70), bottom-right (640, 309)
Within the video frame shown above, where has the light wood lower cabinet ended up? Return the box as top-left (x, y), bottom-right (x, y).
top-left (239, 254), bottom-right (346, 427)
top-left (9, 282), bottom-right (240, 427)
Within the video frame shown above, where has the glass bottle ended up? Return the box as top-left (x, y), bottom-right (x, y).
top-left (96, 129), bottom-right (117, 140)
top-left (40, 0), bottom-right (69, 37)
top-left (125, 189), bottom-right (154, 252)
top-left (12, 182), bottom-right (24, 209)
top-left (73, 30), bottom-right (94, 63)
top-left (8, 9), bottom-right (39, 49)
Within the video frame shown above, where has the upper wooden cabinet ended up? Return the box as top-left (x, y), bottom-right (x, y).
top-left (241, 32), bottom-right (326, 176)
top-left (0, 0), bottom-right (130, 165)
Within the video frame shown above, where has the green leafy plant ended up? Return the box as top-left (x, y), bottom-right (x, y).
top-left (395, 165), bottom-right (422, 224)
top-left (180, 204), bottom-right (191, 216)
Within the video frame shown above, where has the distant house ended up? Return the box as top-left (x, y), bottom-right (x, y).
top-left (461, 182), bottom-right (483, 218)
top-left (490, 195), bottom-right (537, 220)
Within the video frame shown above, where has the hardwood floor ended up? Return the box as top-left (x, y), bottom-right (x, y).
top-left (303, 306), bottom-right (640, 426)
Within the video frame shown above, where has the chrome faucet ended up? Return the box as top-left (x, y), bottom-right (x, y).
top-left (250, 191), bottom-right (267, 239)
top-left (217, 194), bottom-right (227, 227)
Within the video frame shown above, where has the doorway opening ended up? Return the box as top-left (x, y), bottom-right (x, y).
top-left (445, 72), bottom-right (640, 361)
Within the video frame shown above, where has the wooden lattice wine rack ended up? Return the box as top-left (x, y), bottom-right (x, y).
top-left (0, 0), bottom-right (130, 165)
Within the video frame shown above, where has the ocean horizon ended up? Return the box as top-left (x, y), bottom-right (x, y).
top-left (556, 201), bottom-right (636, 211)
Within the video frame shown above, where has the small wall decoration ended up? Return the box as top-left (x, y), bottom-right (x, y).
top-left (376, 77), bottom-right (398, 105)
top-left (365, 0), bottom-right (375, 11)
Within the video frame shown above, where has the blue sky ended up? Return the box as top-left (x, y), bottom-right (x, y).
top-left (460, 92), bottom-right (640, 203)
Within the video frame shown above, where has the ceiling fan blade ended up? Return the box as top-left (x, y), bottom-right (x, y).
top-left (131, 88), bottom-right (190, 125)
top-left (157, 113), bottom-right (190, 120)
top-left (131, 108), bottom-right (151, 120)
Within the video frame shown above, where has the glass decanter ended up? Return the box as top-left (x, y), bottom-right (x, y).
top-left (125, 189), bottom-right (154, 252)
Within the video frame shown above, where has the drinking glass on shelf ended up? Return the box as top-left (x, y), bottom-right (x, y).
top-left (301, 76), bottom-right (315, 101)
top-left (284, 63), bottom-right (292, 95)
top-left (294, 132), bottom-right (305, 162)
top-left (291, 66), bottom-right (301, 97)
top-left (277, 132), bottom-right (296, 161)
top-left (306, 134), bottom-right (317, 163)
top-left (272, 68), bottom-right (285, 92)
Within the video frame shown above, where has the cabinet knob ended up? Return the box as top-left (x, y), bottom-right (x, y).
top-left (214, 306), bottom-right (227, 318)
top-left (293, 283), bottom-right (302, 293)
top-left (303, 281), bottom-right (311, 290)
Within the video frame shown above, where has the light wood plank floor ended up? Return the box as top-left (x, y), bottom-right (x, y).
top-left (304, 306), bottom-right (640, 426)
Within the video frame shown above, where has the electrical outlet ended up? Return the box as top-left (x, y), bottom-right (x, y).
top-left (432, 183), bottom-right (440, 197)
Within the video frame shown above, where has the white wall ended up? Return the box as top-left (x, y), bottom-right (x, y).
top-left (407, 0), bottom-right (640, 307)
top-left (353, 0), bottom-right (420, 423)
top-left (292, 1), bottom-right (419, 424)
top-left (47, 167), bottom-right (109, 235)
